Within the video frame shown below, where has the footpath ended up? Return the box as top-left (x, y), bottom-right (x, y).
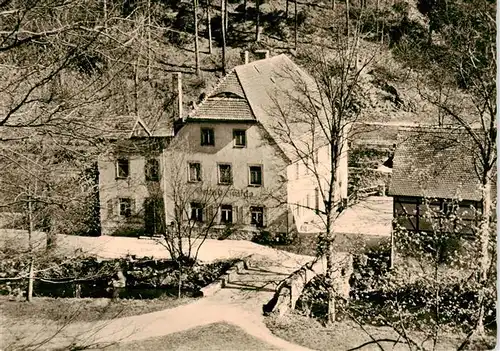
top-left (6, 252), bottom-right (315, 351)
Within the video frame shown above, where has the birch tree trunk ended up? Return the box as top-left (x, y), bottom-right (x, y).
top-left (255, 0), bottom-right (261, 42)
top-left (476, 168), bottom-right (493, 334)
top-left (221, 0), bottom-right (227, 73)
top-left (27, 197), bottom-right (34, 302)
top-left (294, 0), bottom-right (298, 49)
top-left (346, 0), bottom-right (350, 41)
top-left (224, 0), bottom-right (228, 33)
top-left (207, 0), bottom-right (213, 54)
top-left (147, 0), bottom-right (152, 79)
top-left (325, 212), bottom-right (337, 323)
top-left (178, 264), bottom-right (183, 299)
top-left (193, 0), bottom-right (200, 76)
top-left (103, 0), bottom-right (108, 31)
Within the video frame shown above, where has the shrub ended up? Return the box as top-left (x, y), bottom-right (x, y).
top-left (252, 230), bottom-right (294, 245)
top-left (295, 274), bottom-right (350, 322)
top-left (350, 243), bottom-right (391, 294)
top-left (0, 256), bottom-right (236, 299)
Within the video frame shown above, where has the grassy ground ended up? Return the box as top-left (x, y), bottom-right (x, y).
top-left (100, 322), bottom-right (280, 351)
top-left (0, 296), bottom-right (196, 323)
top-left (265, 313), bottom-right (496, 351)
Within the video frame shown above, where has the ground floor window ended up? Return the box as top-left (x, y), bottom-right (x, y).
top-left (220, 205), bottom-right (233, 224)
top-left (250, 206), bottom-right (264, 227)
top-left (190, 202), bottom-right (204, 222)
top-left (119, 198), bottom-right (133, 217)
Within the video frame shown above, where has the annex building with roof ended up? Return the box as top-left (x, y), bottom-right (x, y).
top-left (388, 126), bottom-right (496, 237)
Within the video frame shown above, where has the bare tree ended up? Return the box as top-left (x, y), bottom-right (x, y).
top-left (414, 0), bottom-right (495, 334)
top-left (161, 140), bottom-right (234, 298)
top-left (0, 136), bottom-right (100, 300)
top-left (269, 38), bottom-right (376, 322)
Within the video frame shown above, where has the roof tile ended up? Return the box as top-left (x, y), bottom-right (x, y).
top-left (388, 127), bottom-right (495, 201)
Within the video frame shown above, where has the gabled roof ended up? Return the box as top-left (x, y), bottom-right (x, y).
top-left (92, 115), bottom-right (138, 140)
top-left (187, 54), bottom-right (323, 161)
top-left (131, 116), bottom-right (152, 137)
top-left (188, 68), bottom-right (256, 121)
top-left (388, 126), bottom-right (495, 201)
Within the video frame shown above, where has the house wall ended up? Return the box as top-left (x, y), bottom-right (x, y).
top-left (286, 134), bottom-right (349, 233)
top-left (98, 141), bottom-right (165, 236)
top-left (392, 195), bottom-right (480, 236)
top-left (163, 121), bottom-right (291, 236)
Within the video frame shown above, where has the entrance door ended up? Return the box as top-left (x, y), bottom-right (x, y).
top-left (144, 197), bottom-right (166, 235)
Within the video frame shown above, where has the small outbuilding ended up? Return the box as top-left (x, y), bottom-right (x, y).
top-left (388, 126), bottom-right (495, 237)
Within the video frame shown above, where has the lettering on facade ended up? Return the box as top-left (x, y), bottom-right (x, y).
top-left (196, 187), bottom-right (254, 199)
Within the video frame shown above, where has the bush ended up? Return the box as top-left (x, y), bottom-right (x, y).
top-left (251, 230), bottom-right (294, 245)
top-left (0, 256), bottom-right (236, 299)
top-left (350, 243), bottom-right (391, 294)
top-left (295, 274), bottom-right (350, 322)
top-left (351, 278), bottom-right (496, 332)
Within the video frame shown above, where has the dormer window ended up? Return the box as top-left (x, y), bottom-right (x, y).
top-left (145, 159), bottom-right (160, 181)
top-left (116, 158), bottom-right (129, 179)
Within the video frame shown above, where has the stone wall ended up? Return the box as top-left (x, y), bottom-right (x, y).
top-left (263, 254), bottom-right (353, 316)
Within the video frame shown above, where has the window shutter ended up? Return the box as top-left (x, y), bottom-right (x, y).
top-left (107, 199), bottom-right (114, 218)
top-left (130, 198), bottom-right (136, 216)
top-left (262, 207), bottom-right (267, 227)
top-left (233, 206), bottom-right (243, 223)
top-left (206, 205), bottom-right (214, 223)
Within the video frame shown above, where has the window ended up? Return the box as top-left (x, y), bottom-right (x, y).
top-left (233, 129), bottom-right (246, 147)
top-left (218, 164), bottom-right (232, 184)
top-left (220, 205), bottom-right (233, 224)
top-left (190, 202), bottom-right (204, 222)
top-left (249, 165), bottom-right (262, 186)
top-left (201, 128), bottom-right (215, 146)
top-left (116, 158), bottom-right (129, 179)
top-left (250, 206), bottom-right (264, 227)
top-left (188, 162), bottom-right (202, 182)
top-left (145, 159), bottom-right (160, 181)
top-left (119, 198), bottom-right (132, 217)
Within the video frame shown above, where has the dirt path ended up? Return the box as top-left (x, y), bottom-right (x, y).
top-left (4, 254), bottom-right (315, 351)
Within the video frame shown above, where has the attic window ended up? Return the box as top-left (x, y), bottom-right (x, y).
top-left (116, 158), bottom-right (129, 179)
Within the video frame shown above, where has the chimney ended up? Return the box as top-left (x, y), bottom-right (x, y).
top-left (254, 49), bottom-right (270, 60)
top-left (177, 72), bottom-right (183, 120)
top-left (244, 50), bottom-right (249, 65)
